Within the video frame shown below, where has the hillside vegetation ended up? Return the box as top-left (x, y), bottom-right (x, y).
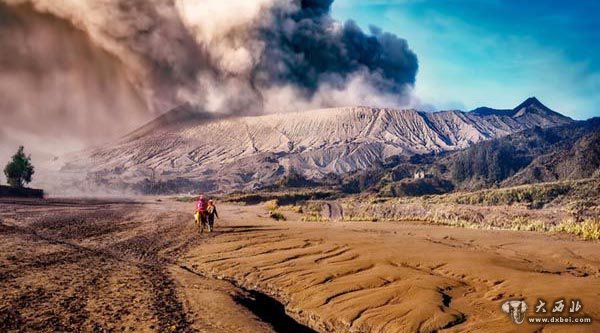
top-left (339, 178), bottom-right (599, 240)
top-left (441, 118), bottom-right (600, 189)
top-left (341, 118), bottom-right (599, 196)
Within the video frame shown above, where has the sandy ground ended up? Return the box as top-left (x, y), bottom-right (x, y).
top-left (0, 198), bottom-right (275, 333)
top-left (1, 198), bottom-right (599, 332)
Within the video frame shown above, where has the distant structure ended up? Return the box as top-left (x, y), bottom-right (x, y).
top-left (414, 168), bottom-right (427, 179)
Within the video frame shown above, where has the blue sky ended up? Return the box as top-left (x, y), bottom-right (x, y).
top-left (332, 0), bottom-right (600, 119)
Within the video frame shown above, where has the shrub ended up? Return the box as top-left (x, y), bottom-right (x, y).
top-left (4, 146), bottom-right (35, 188)
top-left (269, 211), bottom-right (286, 221)
top-left (264, 199), bottom-right (279, 211)
top-left (380, 177), bottom-right (454, 197)
top-left (553, 219), bottom-right (600, 240)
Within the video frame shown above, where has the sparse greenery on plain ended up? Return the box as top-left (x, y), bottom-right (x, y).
top-left (320, 178), bottom-right (600, 240)
top-left (4, 146), bottom-right (35, 188)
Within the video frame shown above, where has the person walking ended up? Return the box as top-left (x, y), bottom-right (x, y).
top-left (206, 199), bottom-right (219, 232)
top-left (194, 194), bottom-right (209, 233)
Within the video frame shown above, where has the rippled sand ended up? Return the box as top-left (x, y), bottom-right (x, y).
top-left (185, 204), bottom-right (600, 333)
top-left (2, 198), bottom-right (598, 332)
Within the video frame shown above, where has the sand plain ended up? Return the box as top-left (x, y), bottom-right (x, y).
top-left (1, 198), bottom-right (598, 332)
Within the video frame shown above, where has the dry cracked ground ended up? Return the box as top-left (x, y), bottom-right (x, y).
top-left (1, 198), bottom-right (599, 333)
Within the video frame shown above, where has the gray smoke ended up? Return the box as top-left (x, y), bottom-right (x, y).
top-left (0, 0), bottom-right (420, 192)
top-left (258, 0), bottom-right (417, 97)
top-left (1, 0), bottom-right (418, 116)
top-left (0, 3), bottom-right (149, 150)
top-left (176, 0), bottom-right (420, 113)
top-left (0, 0), bottom-right (419, 170)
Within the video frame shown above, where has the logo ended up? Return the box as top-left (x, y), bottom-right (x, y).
top-left (502, 299), bottom-right (528, 324)
top-left (500, 298), bottom-right (591, 325)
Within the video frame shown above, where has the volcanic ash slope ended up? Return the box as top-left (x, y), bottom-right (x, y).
top-left (65, 99), bottom-right (571, 193)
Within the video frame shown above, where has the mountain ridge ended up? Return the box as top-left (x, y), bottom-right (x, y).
top-left (63, 98), bottom-right (574, 194)
top-left (470, 96), bottom-right (569, 119)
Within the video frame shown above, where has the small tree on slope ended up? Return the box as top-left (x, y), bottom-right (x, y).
top-left (4, 146), bottom-right (35, 188)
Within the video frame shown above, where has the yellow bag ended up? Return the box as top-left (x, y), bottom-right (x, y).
top-left (194, 212), bottom-right (200, 224)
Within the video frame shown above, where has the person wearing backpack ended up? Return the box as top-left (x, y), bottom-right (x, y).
top-left (206, 199), bottom-right (219, 232)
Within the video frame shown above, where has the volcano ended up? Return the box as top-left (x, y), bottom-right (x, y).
top-left (63, 98), bottom-right (572, 194)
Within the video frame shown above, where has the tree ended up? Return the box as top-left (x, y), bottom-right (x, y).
top-left (4, 146), bottom-right (35, 188)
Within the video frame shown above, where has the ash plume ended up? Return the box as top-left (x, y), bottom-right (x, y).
top-left (0, 0), bottom-right (419, 180)
top-left (1, 0), bottom-right (418, 117)
top-left (0, 3), bottom-right (149, 148)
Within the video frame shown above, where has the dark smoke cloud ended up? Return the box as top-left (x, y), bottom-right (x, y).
top-left (256, 0), bottom-right (417, 98)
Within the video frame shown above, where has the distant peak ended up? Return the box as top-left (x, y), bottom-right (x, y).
top-left (470, 96), bottom-right (571, 121)
top-left (513, 97), bottom-right (552, 112)
top-left (524, 96), bottom-right (541, 104)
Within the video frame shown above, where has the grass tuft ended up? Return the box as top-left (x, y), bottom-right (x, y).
top-left (552, 219), bottom-right (600, 240)
top-left (269, 211), bottom-right (286, 221)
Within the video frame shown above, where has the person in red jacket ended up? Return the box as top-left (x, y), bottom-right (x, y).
top-left (194, 194), bottom-right (209, 232)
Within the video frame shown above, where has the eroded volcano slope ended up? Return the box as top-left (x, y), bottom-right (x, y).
top-left (64, 99), bottom-right (571, 193)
